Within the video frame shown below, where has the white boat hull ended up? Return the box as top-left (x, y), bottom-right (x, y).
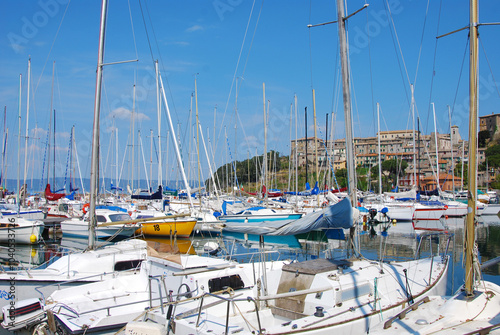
top-left (61, 220), bottom-right (139, 240)
top-left (413, 204), bottom-right (445, 221)
top-left (0, 218), bottom-right (44, 244)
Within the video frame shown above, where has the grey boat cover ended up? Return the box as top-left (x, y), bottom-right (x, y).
top-left (221, 197), bottom-right (353, 236)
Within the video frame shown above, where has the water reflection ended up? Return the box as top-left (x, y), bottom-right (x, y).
top-left (5, 215), bottom-right (499, 297)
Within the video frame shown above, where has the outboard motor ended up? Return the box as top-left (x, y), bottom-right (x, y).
top-left (368, 208), bottom-right (378, 221)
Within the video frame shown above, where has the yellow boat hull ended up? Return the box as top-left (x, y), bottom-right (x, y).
top-left (136, 219), bottom-right (196, 238)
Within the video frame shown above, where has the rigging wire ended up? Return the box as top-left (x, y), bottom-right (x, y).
top-left (479, 36), bottom-right (500, 100)
top-left (216, 0), bottom-right (260, 152)
top-left (450, 40), bottom-right (469, 121)
top-left (127, 0), bottom-right (139, 62)
top-left (412, 0), bottom-right (431, 88)
top-left (308, 0), bottom-right (314, 90)
top-left (232, 1), bottom-right (265, 160)
top-left (424, 0), bottom-right (443, 133)
top-left (383, 0), bottom-right (410, 107)
top-left (365, 3), bottom-right (376, 137)
top-left (33, 0), bottom-right (72, 96)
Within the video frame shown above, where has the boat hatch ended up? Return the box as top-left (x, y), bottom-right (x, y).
top-left (336, 282), bottom-right (372, 305)
top-left (282, 259), bottom-right (353, 275)
top-left (272, 259), bottom-right (352, 319)
top-left (208, 274), bottom-right (245, 293)
top-left (114, 259), bottom-right (143, 271)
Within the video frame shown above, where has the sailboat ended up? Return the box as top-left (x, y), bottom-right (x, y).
top-left (0, 0), bottom-right (150, 330)
top-left (117, 2), bottom-right (452, 334)
top-left (366, 0), bottom-right (500, 333)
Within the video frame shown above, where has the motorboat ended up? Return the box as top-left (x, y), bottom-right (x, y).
top-left (60, 207), bottom-right (140, 241)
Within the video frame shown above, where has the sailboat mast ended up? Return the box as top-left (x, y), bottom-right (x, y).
top-left (23, 58), bottom-right (31, 201)
top-left (337, 0), bottom-right (357, 206)
top-left (262, 83), bottom-right (267, 202)
top-left (432, 103), bottom-right (439, 190)
top-left (115, 125), bottom-right (118, 194)
top-left (418, 117), bottom-right (421, 190)
top-left (305, 107), bottom-right (308, 185)
top-left (377, 103), bottom-right (382, 195)
top-left (158, 75), bottom-right (194, 208)
top-left (326, 113), bottom-right (329, 189)
top-left (16, 74), bottom-right (22, 213)
top-left (461, 143), bottom-right (464, 191)
top-left (150, 129), bottom-right (153, 187)
top-left (411, 84), bottom-right (416, 188)
top-left (155, 60), bottom-right (162, 187)
top-left (195, 76), bottom-right (201, 207)
top-left (53, 108), bottom-right (56, 188)
top-left (448, 106), bottom-right (455, 196)
top-left (131, 84), bottom-right (135, 192)
top-left (294, 95), bottom-right (298, 200)
top-left (465, 0), bottom-right (479, 296)
top-left (199, 123), bottom-right (220, 202)
top-left (313, 89), bottom-right (319, 205)
top-left (89, 0), bottom-right (108, 250)
top-left (1, 107), bottom-right (6, 188)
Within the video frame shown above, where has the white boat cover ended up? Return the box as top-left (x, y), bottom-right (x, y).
top-left (221, 197), bottom-right (353, 235)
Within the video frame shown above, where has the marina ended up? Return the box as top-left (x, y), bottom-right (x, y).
top-left (2, 0), bottom-right (500, 334)
top-left (0, 215), bottom-right (500, 334)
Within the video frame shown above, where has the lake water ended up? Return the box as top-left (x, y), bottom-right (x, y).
top-left (2, 213), bottom-right (499, 329)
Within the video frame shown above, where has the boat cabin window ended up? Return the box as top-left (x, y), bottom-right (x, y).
top-left (97, 215), bottom-right (107, 223)
top-left (114, 259), bottom-right (143, 271)
top-left (58, 204), bottom-right (69, 212)
top-left (208, 274), bottom-right (245, 293)
top-left (109, 213), bottom-right (132, 222)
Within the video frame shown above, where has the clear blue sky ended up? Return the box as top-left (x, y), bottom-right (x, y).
top-left (1, 0), bottom-right (499, 190)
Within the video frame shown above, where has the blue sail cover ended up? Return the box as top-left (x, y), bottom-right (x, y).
top-left (131, 185), bottom-right (163, 200)
top-left (222, 197), bottom-right (353, 236)
top-left (284, 181), bottom-right (320, 196)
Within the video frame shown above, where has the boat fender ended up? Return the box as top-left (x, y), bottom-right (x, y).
top-left (82, 203), bottom-right (90, 214)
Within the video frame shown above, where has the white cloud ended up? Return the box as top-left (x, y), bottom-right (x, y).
top-left (186, 25), bottom-right (203, 33)
top-left (109, 107), bottom-right (150, 122)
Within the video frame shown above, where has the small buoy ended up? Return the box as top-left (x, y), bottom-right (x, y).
top-left (392, 219), bottom-right (397, 226)
top-left (30, 234), bottom-right (37, 244)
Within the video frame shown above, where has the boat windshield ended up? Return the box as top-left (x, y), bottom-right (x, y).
top-left (109, 213), bottom-right (132, 222)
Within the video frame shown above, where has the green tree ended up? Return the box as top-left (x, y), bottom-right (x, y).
top-left (335, 168), bottom-right (347, 188)
top-left (478, 129), bottom-right (490, 148)
top-left (485, 144), bottom-right (500, 168)
top-left (370, 159), bottom-right (408, 191)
